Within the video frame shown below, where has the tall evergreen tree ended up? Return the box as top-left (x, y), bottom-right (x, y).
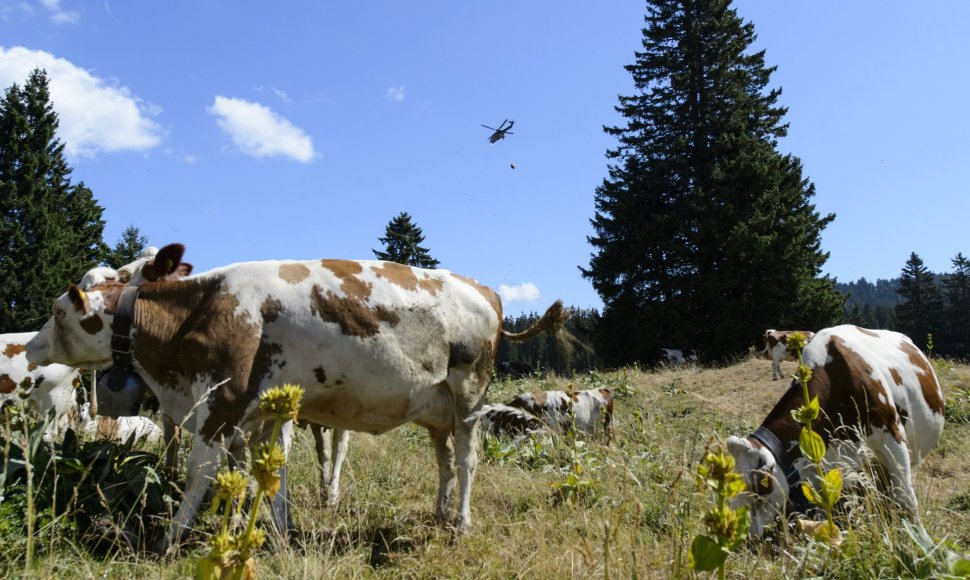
top-left (0, 69), bottom-right (107, 333)
top-left (373, 212), bottom-right (440, 268)
top-left (104, 225), bottom-right (150, 268)
top-left (942, 252), bottom-right (970, 356)
top-left (895, 252), bottom-right (944, 349)
top-left (582, 0), bottom-right (842, 365)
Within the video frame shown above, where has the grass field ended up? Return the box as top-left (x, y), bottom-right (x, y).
top-left (3, 355), bottom-right (969, 578)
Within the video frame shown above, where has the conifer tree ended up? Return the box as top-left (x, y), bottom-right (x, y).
top-left (104, 225), bottom-right (150, 268)
top-left (943, 252), bottom-right (970, 356)
top-left (582, 0), bottom-right (842, 364)
top-left (0, 69), bottom-right (107, 332)
top-left (895, 252), bottom-right (944, 349)
top-left (373, 212), bottom-right (440, 269)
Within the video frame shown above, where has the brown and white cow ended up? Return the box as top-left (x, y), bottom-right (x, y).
top-left (502, 387), bottom-right (614, 438)
top-left (728, 325), bottom-right (945, 537)
top-left (26, 257), bottom-right (566, 552)
top-left (763, 329), bottom-right (815, 380)
top-left (1, 332), bottom-right (81, 442)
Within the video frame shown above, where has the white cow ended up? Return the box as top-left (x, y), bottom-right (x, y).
top-left (763, 329), bottom-right (815, 380)
top-left (26, 256), bottom-right (567, 553)
top-left (0, 332), bottom-right (81, 442)
top-left (661, 348), bottom-right (697, 366)
top-left (499, 387), bottom-right (614, 438)
top-left (78, 401), bottom-right (163, 444)
top-left (728, 325), bottom-right (945, 537)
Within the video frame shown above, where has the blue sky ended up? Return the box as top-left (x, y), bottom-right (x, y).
top-left (1, 1), bottom-right (967, 316)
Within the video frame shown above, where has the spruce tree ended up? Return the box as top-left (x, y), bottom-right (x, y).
top-left (104, 225), bottom-right (150, 268)
top-left (373, 212), bottom-right (440, 269)
top-left (895, 252), bottom-right (944, 349)
top-left (0, 69), bottom-right (107, 333)
top-left (582, 0), bottom-right (842, 365)
top-left (942, 252), bottom-right (970, 356)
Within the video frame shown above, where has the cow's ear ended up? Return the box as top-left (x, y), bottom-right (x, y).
top-left (142, 243), bottom-right (186, 281)
top-left (174, 262), bottom-right (193, 277)
top-left (68, 285), bottom-right (89, 314)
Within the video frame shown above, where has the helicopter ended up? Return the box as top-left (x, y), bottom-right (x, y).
top-left (481, 119), bottom-right (514, 144)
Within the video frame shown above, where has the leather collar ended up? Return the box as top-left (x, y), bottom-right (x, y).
top-left (750, 425), bottom-right (811, 514)
top-left (106, 285), bottom-right (139, 391)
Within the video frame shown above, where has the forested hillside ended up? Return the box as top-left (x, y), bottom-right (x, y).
top-left (836, 277), bottom-right (902, 329)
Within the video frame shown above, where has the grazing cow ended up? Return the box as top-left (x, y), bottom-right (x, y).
top-left (727, 325), bottom-right (945, 537)
top-left (26, 257), bottom-right (566, 552)
top-left (78, 401), bottom-right (164, 444)
top-left (475, 402), bottom-right (547, 437)
top-left (0, 332), bottom-right (82, 442)
top-left (504, 387), bottom-right (614, 437)
top-left (661, 348), bottom-right (697, 366)
top-left (763, 329), bottom-right (815, 380)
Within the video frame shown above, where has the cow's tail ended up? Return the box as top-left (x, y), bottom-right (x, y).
top-left (501, 300), bottom-right (568, 343)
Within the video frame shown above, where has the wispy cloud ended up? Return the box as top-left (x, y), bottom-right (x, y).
top-left (0, 46), bottom-right (164, 158)
top-left (39, 0), bottom-right (78, 24)
top-left (499, 282), bottom-right (541, 303)
top-left (208, 96), bottom-right (316, 163)
top-left (385, 86), bottom-right (406, 102)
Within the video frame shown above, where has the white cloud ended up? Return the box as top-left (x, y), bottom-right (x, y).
top-left (0, 46), bottom-right (164, 158)
top-left (385, 86), bottom-right (406, 102)
top-left (38, 0), bottom-right (78, 24)
top-left (208, 96), bottom-right (316, 163)
top-left (499, 282), bottom-right (541, 303)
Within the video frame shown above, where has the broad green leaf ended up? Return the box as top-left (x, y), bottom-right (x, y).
top-left (822, 468), bottom-right (843, 506)
top-left (802, 482), bottom-right (824, 507)
top-left (951, 557), bottom-right (970, 577)
top-left (800, 428), bottom-right (826, 464)
top-left (689, 535), bottom-right (727, 571)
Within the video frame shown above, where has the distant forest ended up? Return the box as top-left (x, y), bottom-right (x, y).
top-left (497, 273), bottom-right (964, 375)
top-left (836, 277), bottom-right (902, 329)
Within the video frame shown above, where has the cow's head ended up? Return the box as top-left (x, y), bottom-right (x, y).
top-left (725, 435), bottom-right (788, 537)
top-left (119, 243), bottom-right (193, 285)
top-left (26, 283), bottom-right (122, 370)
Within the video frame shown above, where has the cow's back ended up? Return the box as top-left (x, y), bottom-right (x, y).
top-left (801, 325), bottom-right (945, 462)
top-left (135, 259), bottom-right (503, 435)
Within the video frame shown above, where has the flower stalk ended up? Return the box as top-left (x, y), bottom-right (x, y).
top-left (197, 384), bottom-right (303, 580)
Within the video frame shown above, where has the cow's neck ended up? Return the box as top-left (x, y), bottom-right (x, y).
top-left (759, 367), bottom-right (836, 460)
top-left (130, 277), bottom-right (224, 388)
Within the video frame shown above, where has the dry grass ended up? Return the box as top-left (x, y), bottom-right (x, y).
top-left (8, 355), bottom-right (970, 578)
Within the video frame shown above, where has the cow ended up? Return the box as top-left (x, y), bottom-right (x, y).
top-left (661, 348), bottom-right (697, 367)
top-left (763, 329), bottom-right (815, 380)
top-left (78, 401), bottom-right (164, 444)
top-left (475, 402), bottom-right (547, 438)
top-left (503, 387), bottom-right (614, 438)
top-left (727, 325), bottom-right (945, 537)
top-left (26, 256), bottom-right (567, 553)
top-left (1, 332), bottom-right (81, 442)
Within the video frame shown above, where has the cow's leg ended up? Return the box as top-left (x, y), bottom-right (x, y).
top-left (771, 358), bottom-right (782, 380)
top-left (157, 436), bottom-right (226, 554)
top-left (453, 401), bottom-right (481, 532)
top-left (869, 429), bottom-right (920, 521)
top-left (269, 419), bottom-right (296, 536)
top-left (311, 424), bottom-right (332, 504)
top-left (327, 429), bottom-right (349, 507)
top-left (162, 414), bottom-right (181, 481)
top-left (427, 426), bottom-right (456, 524)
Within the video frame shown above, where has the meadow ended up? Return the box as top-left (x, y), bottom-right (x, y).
top-left (2, 355), bottom-right (968, 578)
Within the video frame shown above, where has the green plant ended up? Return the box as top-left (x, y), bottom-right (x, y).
top-left (689, 445), bottom-right (749, 578)
top-left (197, 383), bottom-right (303, 580)
top-left (786, 332), bottom-right (843, 544)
